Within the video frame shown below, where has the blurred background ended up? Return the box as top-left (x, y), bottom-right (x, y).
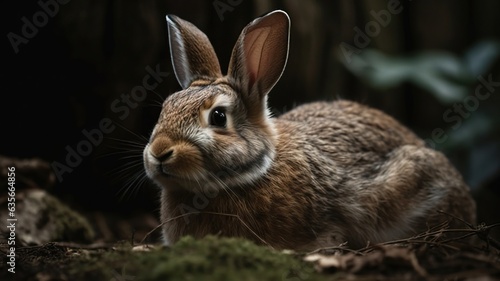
top-left (2, 0), bottom-right (499, 244)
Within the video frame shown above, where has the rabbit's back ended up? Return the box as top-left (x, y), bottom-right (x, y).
top-left (279, 100), bottom-right (424, 150)
top-left (273, 100), bottom-right (476, 249)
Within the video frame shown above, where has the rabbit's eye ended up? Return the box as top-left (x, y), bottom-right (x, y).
top-left (210, 107), bottom-right (227, 128)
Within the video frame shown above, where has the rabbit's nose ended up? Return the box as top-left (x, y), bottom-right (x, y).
top-left (155, 149), bottom-right (174, 163)
top-left (149, 136), bottom-right (174, 162)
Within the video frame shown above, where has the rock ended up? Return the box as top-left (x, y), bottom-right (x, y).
top-left (0, 189), bottom-right (94, 245)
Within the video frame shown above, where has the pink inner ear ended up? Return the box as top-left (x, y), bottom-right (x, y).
top-left (244, 27), bottom-right (271, 88)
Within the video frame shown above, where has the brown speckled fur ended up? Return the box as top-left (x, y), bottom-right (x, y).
top-left (143, 11), bottom-right (476, 251)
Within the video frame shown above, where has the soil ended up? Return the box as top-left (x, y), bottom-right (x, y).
top-left (1, 226), bottom-right (499, 281)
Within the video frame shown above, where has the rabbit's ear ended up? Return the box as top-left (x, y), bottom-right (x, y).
top-left (166, 15), bottom-right (223, 89)
top-left (228, 10), bottom-right (290, 100)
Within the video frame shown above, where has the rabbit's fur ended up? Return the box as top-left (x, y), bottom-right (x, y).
top-left (143, 10), bottom-right (476, 251)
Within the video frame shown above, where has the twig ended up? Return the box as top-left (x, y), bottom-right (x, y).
top-left (437, 212), bottom-right (500, 251)
top-left (307, 242), bottom-right (365, 256)
top-left (437, 210), bottom-right (475, 229)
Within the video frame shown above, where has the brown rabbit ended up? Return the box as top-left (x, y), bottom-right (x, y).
top-left (143, 10), bottom-right (476, 251)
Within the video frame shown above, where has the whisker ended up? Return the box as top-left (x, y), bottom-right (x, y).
top-left (206, 171), bottom-right (239, 206)
top-left (94, 135), bottom-right (147, 163)
top-left (95, 149), bottom-right (144, 162)
top-left (149, 89), bottom-right (168, 103)
top-left (116, 154), bottom-right (145, 161)
top-left (105, 160), bottom-right (144, 179)
top-left (144, 101), bottom-right (164, 108)
top-left (116, 170), bottom-right (149, 202)
top-left (105, 137), bottom-right (147, 147)
top-left (111, 122), bottom-right (149, 142)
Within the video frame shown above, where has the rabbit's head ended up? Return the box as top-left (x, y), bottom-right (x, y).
top-left (144, 11), bottom-right (290, 191)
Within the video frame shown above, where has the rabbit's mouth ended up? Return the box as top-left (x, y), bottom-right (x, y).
top-left (147, 164), bottom-right (208, 191)
top-left (147, 158), bottom-right (234, 192)
top-left (143, 140), bottom-right (207, 189)
top-left (156, 163), bottom-right (175, 178)
top-left (155, 172), bottom-right (223, 193)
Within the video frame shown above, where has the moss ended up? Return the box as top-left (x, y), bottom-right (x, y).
top-left (40, 191), bottom-right (95, 243)
top-left (139, 236), bottom-right (321, 281)
top-left (69, 235), bottom-right (326, 281)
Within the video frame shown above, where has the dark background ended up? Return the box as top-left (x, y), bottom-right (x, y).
top-left (2, 0), bottom-right (499, 241)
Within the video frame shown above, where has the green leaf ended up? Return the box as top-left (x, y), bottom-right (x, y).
top-left (463, 40), bottom-right (500, 77)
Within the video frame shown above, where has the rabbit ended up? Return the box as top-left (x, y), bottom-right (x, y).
top-left (143, 10), bottom-right (477, 251)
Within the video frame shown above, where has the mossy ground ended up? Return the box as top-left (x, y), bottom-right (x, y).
top-left (71, 236), bottom-right (323, 281)
top-left (2, 231), bottom-right (500, 280)
top-left (1, 235), bottom-right (325, 281)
